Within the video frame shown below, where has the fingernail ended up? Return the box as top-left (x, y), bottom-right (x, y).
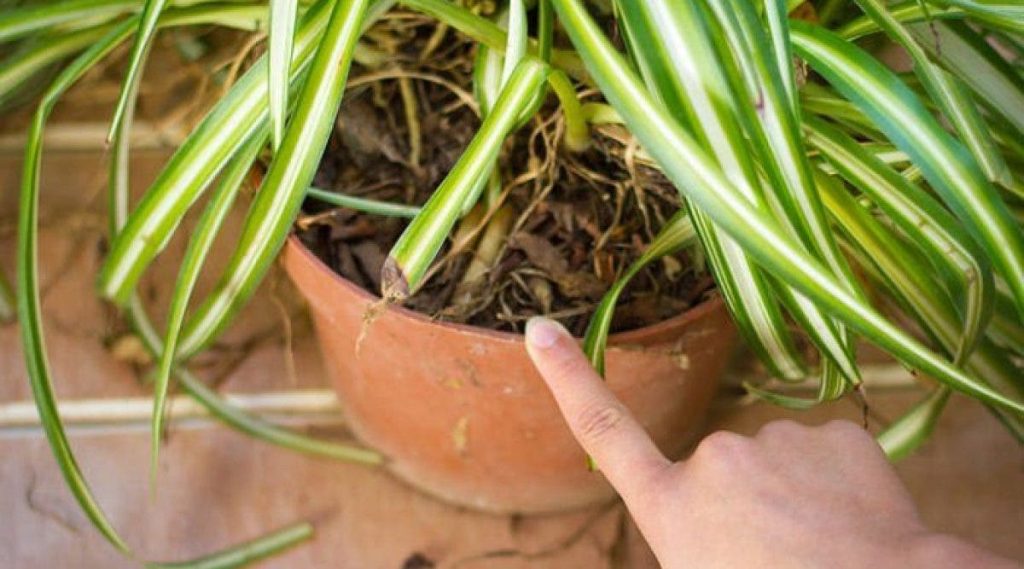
top-left (526, 317), bottom-right (563, 349)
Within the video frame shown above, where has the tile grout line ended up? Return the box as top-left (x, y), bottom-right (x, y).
top-left (1, 364), bottom-right (921, 433)
top-left (0, 389), bottom-right (345, 434)
top-left (0, 122), bottom-right (185, 153)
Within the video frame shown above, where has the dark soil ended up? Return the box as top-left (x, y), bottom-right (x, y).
top-left (296, 10), bottom-right (714, 336)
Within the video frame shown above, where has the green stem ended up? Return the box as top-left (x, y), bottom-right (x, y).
top-left (307, 186), bottom-right (421, 217)
top-left (548, 69), bottom-right (590, 152)
top-left (398, 0), bottom-right (587, 81)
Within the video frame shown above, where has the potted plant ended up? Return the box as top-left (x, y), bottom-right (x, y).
top-left (3, 0), bottom-right (1023, 564)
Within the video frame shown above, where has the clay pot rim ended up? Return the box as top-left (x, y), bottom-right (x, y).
top-left (286, 234), bottom-right (723, 345)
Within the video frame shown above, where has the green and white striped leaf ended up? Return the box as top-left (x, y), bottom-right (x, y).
top-left (175, 0), bottom-right (372, 358)
top-left (145, 522), bottom-right (314, 569)
top-left (501, 0), bottom-right (527, 88)
top-left (925, 0), bottom-right (1024, 34)
top-left (108, 0), bottom-right (172, 140)
top-left (473, 27), bottom-right (505, 117)
top-left (99, 0), bottom-right (335, 305)
top-left (551, 0), bottom-right (1024, 414)
top-left (471, 1), bottom-right (546, 129)
top-left (804, 116), bottom-right (994, 365)
top-left (306, 186), bottom-right (421, 217)
top-left (614, 0), bottom-right (809, 381)
top-left (877, 387), bottom-right (951, 461)
top-left (711, 0), bottom-right (865, 386)
top-left (0, 0), bottom-right (137, 43)
top-left (838, 2), bottom-right (963, 40)
top-left (799, 83), bottom-right (885, 140)
top-left (18, 17), bottom-right (139, 555)
top-left (790, 21), bottom-right (1024, 320)
top-left (0, 25), bottom-right (112, 106)
top-left (103, 66), bottom-right (383, 468)
top-left (150, 132), bottom-right (267, 484)
top-left (0, 3), bottom-right (267, 107)
top-left (819, 166), bottom-right (1023, 403)
top-left (399, 0), bottom-right (586, 80)
top-left (852, 0), bottom-right (1012, 186)
top-left (820, 169), bottom-right (1024, 443)
top-left (98, 0), bottom-right (396, 307)
top-left (384, 57), bottom-right (549, 297)
top-left (583, 210), bottom-right (696, 376)
top-left (743, 360), bottom-right (848, 410)
top-left (269, 0), bottom-right (298, 150)
top-left (909, 20), bottom-right (1024, 142)
top-left (615, 0), bottom-right (855, 383)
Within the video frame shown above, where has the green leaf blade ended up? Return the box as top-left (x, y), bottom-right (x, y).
top-left (146, 521), bottom-right (314, 569)
top-left (17, 18), bottom-right (139, 555)
top-left (791, 21), bottom-right (1024, 321)
top-left (108, 0), bottom-right (171, 141)
top-left (550, 0), bottom-right (1024, 414)
top-left (584, 210), bottom-right (696, 377)
top-left (384, 57), bottom-right (549, 297)
top-left (98, 0), bottom-right (334, 305)
top-left (269, 0), bottom-right (298, 150)
top-left (176, 0), bottom-right (373, 358)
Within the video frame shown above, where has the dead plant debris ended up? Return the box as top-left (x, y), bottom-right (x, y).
top-left (297, 11), bottom-right (713, 336)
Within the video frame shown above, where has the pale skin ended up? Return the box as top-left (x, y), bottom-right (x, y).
top-left (524, 317), bottom-right (1019, 569)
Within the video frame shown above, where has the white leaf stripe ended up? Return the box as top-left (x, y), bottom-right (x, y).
top-left (551, 0), bottom-right (1024, 414)
top-left (269, 0), bottom-right (298, 150)
top-left (791, 21), bottom-right (1024, 320)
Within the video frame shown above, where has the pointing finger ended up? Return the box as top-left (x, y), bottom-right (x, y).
top-left (525, 317), bottom-right (670, 503)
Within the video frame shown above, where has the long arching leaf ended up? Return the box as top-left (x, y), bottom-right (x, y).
top-left (18, 18), bottom-right (140, 555)
top-left (804, 116), bottom-right (995, 364)
top-left (176, 0), bottom-right (373, 357)
top-left (790, 21), bottom-right (1024, 320)
top-left (550, 0), bottom-right (1024, 414)
top-left (145, 522), bottom-right (313, 569)
top-left (583, 210), bottom-right (696, 376)
top-left (99, 0), bottom-right (334, 304)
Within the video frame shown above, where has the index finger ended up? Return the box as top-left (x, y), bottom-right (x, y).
top-left (525, 317), bottom-right (670, 502)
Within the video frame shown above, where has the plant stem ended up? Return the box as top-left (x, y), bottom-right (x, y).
top-left (306, 186), bottom-right (421, 217)
top-left (548, 69), bottom-right (589, 151)
top-left (451, 204), bottom-right (515, 308)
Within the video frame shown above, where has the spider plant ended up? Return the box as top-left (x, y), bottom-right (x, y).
top-left (3, 0), bottom-right (1023, 562)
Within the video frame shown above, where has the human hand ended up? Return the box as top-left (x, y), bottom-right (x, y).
top-left (524, 317), bottom-right (1018, 569)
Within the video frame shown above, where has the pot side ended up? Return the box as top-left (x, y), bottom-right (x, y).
top-left (283, 236), bottom-right (738, 514)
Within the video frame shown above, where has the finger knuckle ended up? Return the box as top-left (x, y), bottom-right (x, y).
top-left (693, 430), bottom-right (747, 465)
top-left (576, 402), bottom-right (625, 442)
top-left (759, 419), bottom-right (802, 439)
top-left (824, 419), bottom-right (868, 440)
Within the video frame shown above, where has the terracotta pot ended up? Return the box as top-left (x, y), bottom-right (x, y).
top-left (283, 236), bottom-right (738, 514)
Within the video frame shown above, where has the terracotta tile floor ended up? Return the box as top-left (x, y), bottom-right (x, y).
top-left (0, 144), bottom-right (1020, 568)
